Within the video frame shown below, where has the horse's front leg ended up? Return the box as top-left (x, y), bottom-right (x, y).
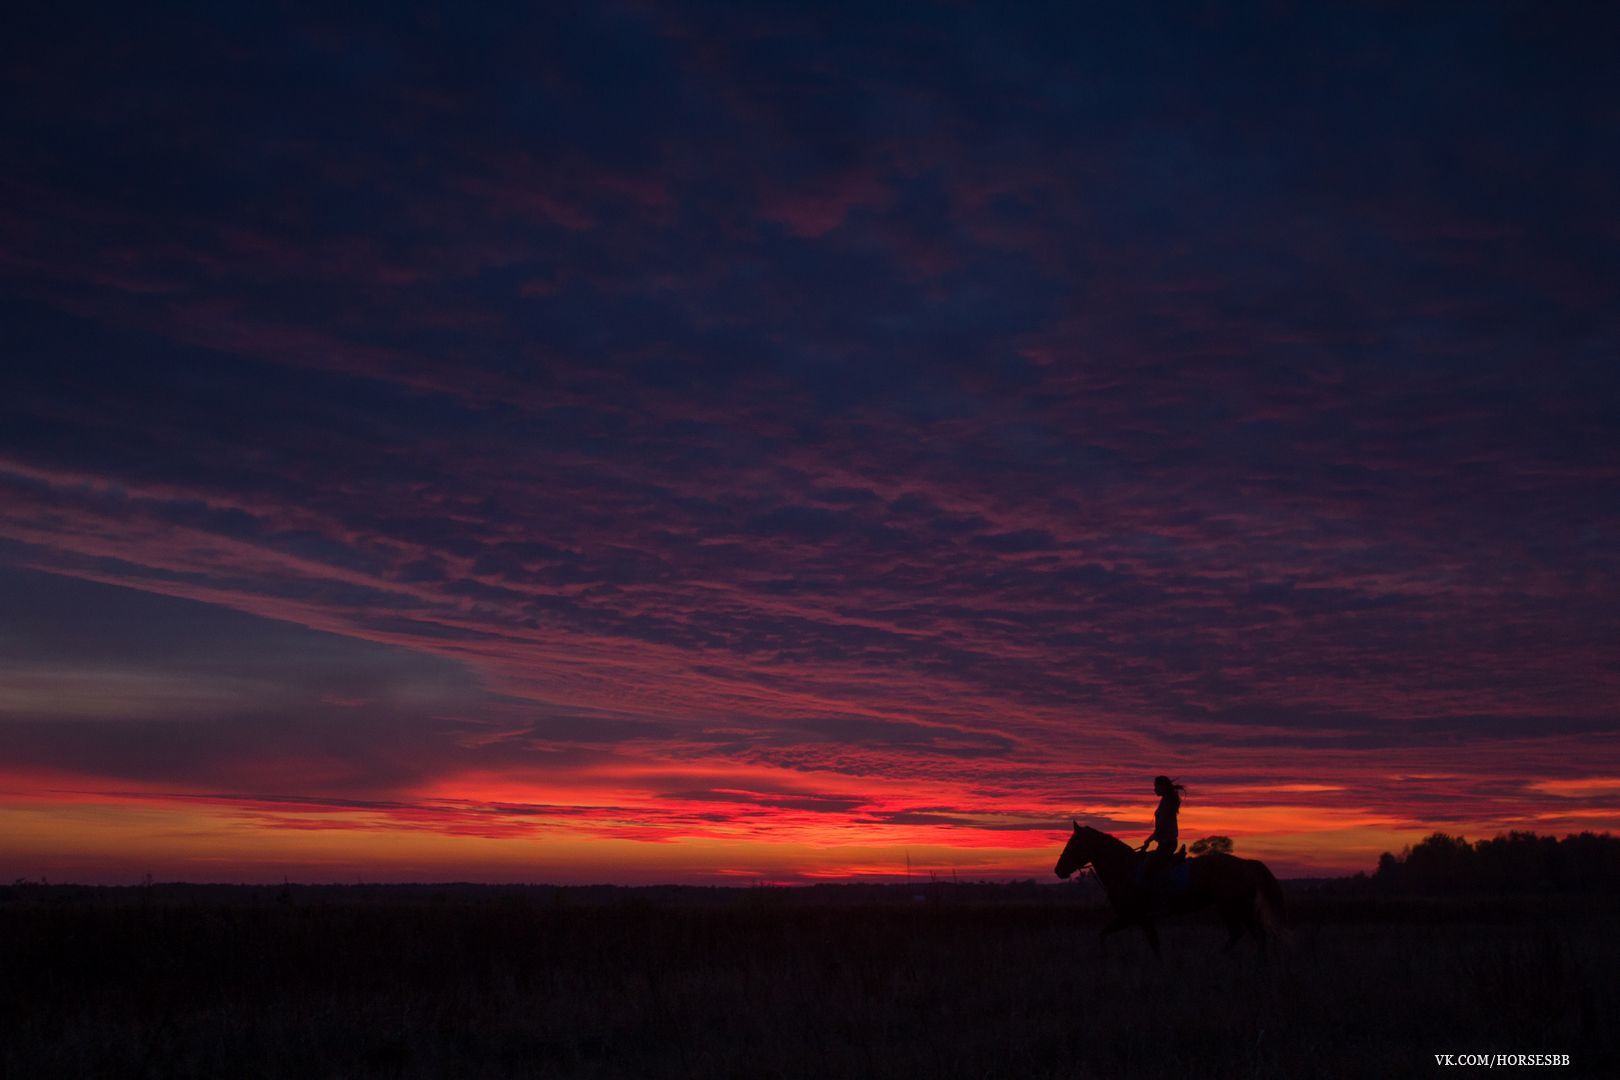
top-left (1097, 912), bottom-right (1130, 958)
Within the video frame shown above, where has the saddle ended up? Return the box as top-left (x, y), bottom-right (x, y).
top-left (1135, 845), bottom-right (1190, 897)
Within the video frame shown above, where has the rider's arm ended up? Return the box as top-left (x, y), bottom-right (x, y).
top-left (1142, 796), bottom-right (1168, 849)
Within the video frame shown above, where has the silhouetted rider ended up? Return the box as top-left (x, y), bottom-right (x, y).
top-left (1137, 775), bottom-right (1185, 896)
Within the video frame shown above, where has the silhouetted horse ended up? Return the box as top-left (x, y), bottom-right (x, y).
top-left (1054, 822), bottom-right (1285, 957)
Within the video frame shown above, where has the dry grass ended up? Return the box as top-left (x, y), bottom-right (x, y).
top-left (2, 887), bottom-right (1611, 1078)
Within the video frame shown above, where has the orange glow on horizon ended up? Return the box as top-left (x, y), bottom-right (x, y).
top-left (6, 760), bottom-right (1617, 885)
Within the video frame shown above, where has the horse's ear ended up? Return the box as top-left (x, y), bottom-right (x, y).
top-left (1072, 818), bottom-right (1080, 831)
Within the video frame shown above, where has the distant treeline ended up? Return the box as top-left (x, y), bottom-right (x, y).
top-left (1364, 831), bottom-right (1620, 894)
top-left (0, 877), bottom-right (1095, 909)
top-left (6, 831), bottom-right (1616, 903)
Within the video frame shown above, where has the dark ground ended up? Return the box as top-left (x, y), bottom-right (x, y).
top-left (2, 883), bottom-right (1611, 1079)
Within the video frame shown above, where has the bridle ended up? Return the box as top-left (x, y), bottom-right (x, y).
top-left (1058, 831), bottom-right (1098, 882)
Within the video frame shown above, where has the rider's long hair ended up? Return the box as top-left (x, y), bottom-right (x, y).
top-left (1154, 775), bottom-right (1186, 797)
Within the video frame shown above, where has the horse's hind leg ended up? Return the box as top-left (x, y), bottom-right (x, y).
top-left (1242, 897), bottom-right (1270, 959)
top-left (1222, 912), bottom-right (1247, 952)
top-left (1215, 898), bottom-right (1248, 951)
top-left (1140, 918), bottom-right (1162, 959)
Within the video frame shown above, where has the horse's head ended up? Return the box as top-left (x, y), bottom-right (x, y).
top-left (1054, 820), bottom-right (1096, 879)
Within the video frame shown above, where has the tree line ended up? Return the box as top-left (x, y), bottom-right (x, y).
top-left (1367, 830), bottom-right (1620, 893)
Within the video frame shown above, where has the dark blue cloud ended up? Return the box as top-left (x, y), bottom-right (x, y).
top-left (1, 3), bottom-right (1618, 862)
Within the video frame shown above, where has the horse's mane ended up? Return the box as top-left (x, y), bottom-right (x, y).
top-left (1078, 825), bottom-right (1134, 857)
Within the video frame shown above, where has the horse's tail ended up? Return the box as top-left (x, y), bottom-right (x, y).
top-left (1252, 861), bottom-right (1291, 945)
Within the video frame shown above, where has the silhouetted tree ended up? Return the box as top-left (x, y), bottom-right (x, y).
top-left (1372, 831), bottom-right (1620, 893)
top-left (1190, 835), bottom-right (1233, 855)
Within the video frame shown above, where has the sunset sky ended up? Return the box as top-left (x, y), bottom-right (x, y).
top-left (3, 4), bottom-right (1618, 884)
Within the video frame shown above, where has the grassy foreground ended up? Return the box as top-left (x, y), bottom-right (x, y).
top-left (2, 887), bottom-right (1612, 1078)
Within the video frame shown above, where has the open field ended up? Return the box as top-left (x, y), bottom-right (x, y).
top-left (2, 885), bottom-right (1612, 1079)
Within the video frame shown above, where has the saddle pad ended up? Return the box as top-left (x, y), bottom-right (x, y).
top-left (1133, 858), bottom-right (1191, 893)
top-left (1168, 862), bottom-right (1191, 891)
